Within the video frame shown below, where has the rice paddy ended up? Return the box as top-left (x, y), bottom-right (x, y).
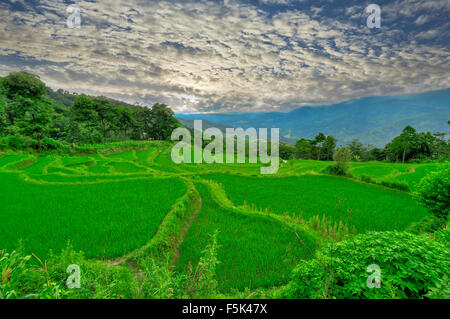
top-left (0, 172), bottom-right (186, 258)
top-left (176, 183), bottom-right (317, 291)
top-left (203, 174), bottom-right (428, 233)
top-left (0, 143), bottom-right (443, 293)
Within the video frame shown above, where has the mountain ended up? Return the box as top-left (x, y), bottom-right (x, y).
top-left (177, 89), bottom-right (450, 147)
top-left (176, 118), bottom-right (234, 134)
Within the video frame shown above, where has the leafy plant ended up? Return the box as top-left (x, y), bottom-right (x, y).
top-left (278, 231), bottom-right (450, 299)
top-left (329, 147), bottom-right (352, 176)
top-left (416, 166), bottom-right (450, 219)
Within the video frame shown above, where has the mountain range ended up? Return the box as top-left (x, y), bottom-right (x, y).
top-left (176, 89), bottom-right (450, 147)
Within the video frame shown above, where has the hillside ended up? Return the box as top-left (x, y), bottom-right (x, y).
top-left (47, 88), bottom-right (139, 110)
top-left (177, 89), bottom-right (450, 146)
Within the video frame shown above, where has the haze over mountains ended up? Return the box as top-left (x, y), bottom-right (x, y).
top-left (177, 89), bottom-right (450, 147)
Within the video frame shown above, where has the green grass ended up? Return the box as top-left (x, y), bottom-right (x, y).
top-left (0, 144), bottom-right (446, 297)
top-left (108, 161), bottom-right (147, 174)
top-left (203, 174), bottom-right (428, 233)
top-left (278, 160), bottom-right (444, 191)
top-left (176, 183), bottom-right (317, 292)
top-left (0, 155), bottom-right (30, 169)
top-left (88, 161), bottom-right (113, 174)
top-left (105, 149), bottom-right (137, 161)
top-left (21, 157), bottom-right (57, 174)
top-left (136, 148), bottom-right (159, 165)
top-left (0, 172), bottom-right (186, 259)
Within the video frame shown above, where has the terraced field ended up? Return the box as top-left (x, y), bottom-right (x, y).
top-left (204, 174), bottom-right (428, 233)
top-left (176, 183), bottom-right (317, 291)
top-left (0, 143), bottom-right (445, 294)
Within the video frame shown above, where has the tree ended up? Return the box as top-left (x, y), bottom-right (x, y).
top-left (322, 135), bottom-right (337, 161)
top-left (348, 139), bottom-right (370, 161)
top-left (16, 98), bottom-right (54, 149)
top-left (144, 103), bottom-right (179, 140)
top-left (416, 166), bottom-right (449, 220)
top-left (92, 97), bottom-right (117, 144)
top-left (386, 126), bottom-right (420, 162)
top-left (0, 90), bottom-right (7, 135)
top-left (312, 133), bottom-right (326, 160)
top-left (2, 72), bottom-right (46, 100)
top-left (117, 107), bottom-right (135, 140)
top-left (1, 72), bottom-right (54, 149)
top-left (279, 142), bottom-right (295, 160)
top-left (368, 147), bottom-right (385, 161)
top-left (72, 94), bottom-right (99, 143)
top-left (431, 132), bottom-right (449, 159)
top-left (295, 138), bottom-right (314, 159)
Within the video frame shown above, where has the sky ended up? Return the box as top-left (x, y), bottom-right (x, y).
top-left (0, 0), bottom-right (449, 113)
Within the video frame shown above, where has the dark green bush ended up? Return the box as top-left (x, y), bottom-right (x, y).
top-left (5, 135), bottom-right (24, 149)
top-left (416, 166), bottom-right (449, 220)
top-left (41, 137), bottom-right (62, 150)
top-left (327, 162), bottom-right (351, 177)
top-left (278, 231), bottom-right (450, 299)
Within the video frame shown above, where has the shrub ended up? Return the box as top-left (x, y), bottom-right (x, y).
top-left (5, 135), bottom-right (24, 149)
top-left (41, 137), bottom-right (62, 150)
top-left (277, 231), bottom-right (450, 299)
top-left (416, 166), bottom-right (450, 220)
top-left (333, 147), bottom-right (352, 163)
top-left (0, 248), bottom-right (63, 299)
top-left (329, 147), bottom-right (352, 176)
top-left (328, 162), bottom-right (351, 176)
top-left (22, 137), bottom-right (38, 149)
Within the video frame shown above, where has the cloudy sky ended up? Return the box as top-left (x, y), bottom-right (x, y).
top-left (0, 0), bottom-right (449, 113)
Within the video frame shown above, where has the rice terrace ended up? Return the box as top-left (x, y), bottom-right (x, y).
top-left (0, 0), bottom-right (449, 304)
top-left (0, 137), bottom-right (448, 299)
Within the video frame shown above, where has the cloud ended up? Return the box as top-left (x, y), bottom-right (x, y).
top-left (0, 0), bottom-right (448, 113)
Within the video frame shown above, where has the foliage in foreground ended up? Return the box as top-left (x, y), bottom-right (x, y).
top-left (277, 231), bottom-right (449, 299)
top-left (0, 246), bottom-right (135, 299)
top-left (416, 165), bottom-right (449, 220)
top-left (0, 233), bottom-right (224, 300)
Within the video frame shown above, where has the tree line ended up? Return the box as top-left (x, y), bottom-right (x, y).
top-left (0, 72), bottom-right (179, 150)
top-left (279, 125), bottom-right (449, 163)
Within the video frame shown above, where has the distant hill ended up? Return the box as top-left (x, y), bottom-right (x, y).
top-left (47, 88), bottom-right (139, 110)
top-left (177, 89), bottom-right (450, 147)
top-left (176, 118), bottom-right (233, 134)
top-left (176, 117), bottom-right (292, 143)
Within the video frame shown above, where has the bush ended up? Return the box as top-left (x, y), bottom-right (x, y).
top-left (41, 137), bottom-right (62, 150)
top-left (333, 147), bottom-right (352, 163)
top-left (5, 135), bottom-right (24, 149)
top-left (0, 246), bottom-right (137, 299)
top-left (0, 248), bottom-right (62, 299)
top-left (416, 166), bottom-right (450, 219)
top-left (277, 231), bottom-right (450, 299)
top-left (22, 137), bottom-right (38, 149)
top-left (329, 147), bottom-right (352, 176)
top-left (328, 162), bottom-right (351, 176)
